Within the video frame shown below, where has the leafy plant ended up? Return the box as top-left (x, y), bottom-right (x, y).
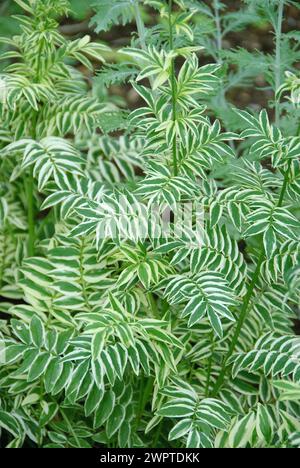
top-left (0, 0), bottom-right (299, 449)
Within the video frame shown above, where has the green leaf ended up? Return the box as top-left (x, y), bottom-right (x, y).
top-left (91, 330), bottom-right (107, 360)
top-left (29, 316), bottom-right (45, 349)
top-left (94, 390), bottom-right (115, 428)
top-left (28, 353), bottom-right (52, 382)
top-left (168, 419), bottom-right (192, 441)
top-left (91, 0), bottom-right (134, 32)
top-left (106, 405), bottom-right (126, 438)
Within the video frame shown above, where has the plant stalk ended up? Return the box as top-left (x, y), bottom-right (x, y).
top-left (211, 249), bottom-right (265, 396)
top-left (147, 292), bottom-right (159, 318)
top-left (133, 0), bottom-right (155, 90)
top-left (153, 420), bottom-right (163, 447)
top-left (0, 227), bottom-right (7, 291)
top-left (26, 167), bottom-right (35, 256)
top-left (27, 108), bottom-right (39, 258)
top-left (25, 35), bottom-right (46, 258)
top-left (168, 0), bottom-right (178, 176)
top-left (211, 160), bottom-right (292, 396)
top-left (60, 408), bottom-right (81, 448)
top-left (275, 0), bottom-right (284, 126)
top-left (213, 0), bottom-right (222, 63)
top-left (135, 376), bottom-right (154, 431)
top-left (205, 332), bottom-right (214, 397)
top-left (277, 160), bottom-right (291, 208)
top-left (134, 0), bottom-right (147, 51)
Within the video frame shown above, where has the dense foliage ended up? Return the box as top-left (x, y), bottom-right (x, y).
top-left (0, 0), bottom-right (300, 448)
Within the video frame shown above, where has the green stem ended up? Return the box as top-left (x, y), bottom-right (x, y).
top-left (26, 167), bottom-right (35, 256)
top-left (60, 408), bottom-right (81, 448)
top-left (134, 0), bottom-right (147, 51)
top-left (211, 160), bottom-right (292, 396)
top-left (0, 227), bottom-right (7, 291)
top-left (134, 0), bottom-right (154, 89)
top-left (0, 0), bottom-right (9, 15)
top-left (213, 0), bottom-right (233, 148)
top-left (27, 104), bottom-right (39, 258)
top-left (79, 237), bottom-right (91, 311)
top-left (275, 0), bottom-right (284, 126)
top-left (147, 292), bottom-right (159, 318)
top-left (211, 249), bottom-right (265, 396)
top-left (153, 420), bottom-right (163, 448)
top-left (25, 35), bottom-right (44, 258)
top-left (36, 209), bottom-right (53, 237)
top-left (135, 376), bottom-right (154, 432)
top-left (213, 0), bottom-right (222, 63)
top-left (168, 0), bottom-right (178, 176)
top-left (205, 332), bottom-right (214, 397)
top-left (278, 160), bottom-right (292, 208)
